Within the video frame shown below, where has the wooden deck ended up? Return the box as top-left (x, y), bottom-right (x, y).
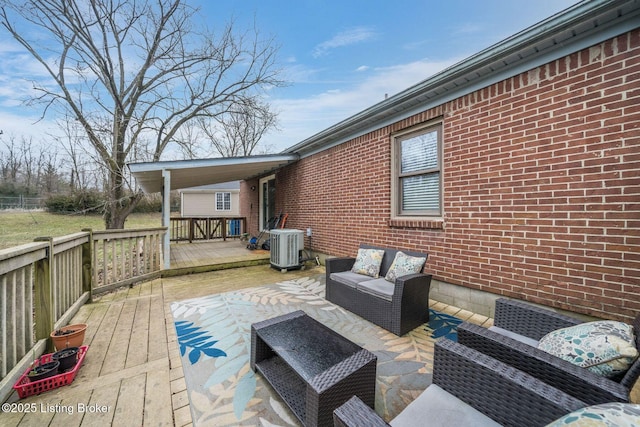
top-left (2, 263), bottom-right (328, 427)
top-left (2, 243), bottom-right (638, 426)
top-left (169, 240), bottom-right (271, 273)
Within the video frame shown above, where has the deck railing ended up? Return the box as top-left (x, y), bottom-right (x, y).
top-left (170, 217), bottom-right (246, 242)
top-left (91, 228), bottom-right (164, 294)
top-left (0, 227), bottom-right (165, 402)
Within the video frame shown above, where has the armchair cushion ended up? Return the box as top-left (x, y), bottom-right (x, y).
top-left (390, 384), bottom-right (500, 427)
top-left (545, 402), bottom-right (640, 427)
top-left (538, 321), bottom-right (639, 378)
top-left (488, 326), bottom-right (540, 347)
top-left (351, 248), bottom-right (385, 278)
top-left (384, 251), bottom-right (426, 283)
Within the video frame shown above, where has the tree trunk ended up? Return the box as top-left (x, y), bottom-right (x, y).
top-left (104, 192), bottom-right (144, 229)
top-left (104, 166), bottom-right (143, 229)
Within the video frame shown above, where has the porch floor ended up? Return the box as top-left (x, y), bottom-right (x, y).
top-left (169, 239), bottom-right (270, 272)
top-left (2, 245), bottom-right (638, 426)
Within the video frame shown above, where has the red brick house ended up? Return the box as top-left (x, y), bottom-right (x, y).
top-left (130, 1), bottom-right (639, 322)
top-left (240, 1), bottom-right (640, 322)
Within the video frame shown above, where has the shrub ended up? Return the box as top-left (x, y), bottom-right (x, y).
top-left (132, 195), bottom-right (162, 213)
top-left (45, 191), bottom-right (105, 214)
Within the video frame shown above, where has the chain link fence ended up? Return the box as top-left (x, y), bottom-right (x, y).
top-left (0, 195), bottom-right (45, 210)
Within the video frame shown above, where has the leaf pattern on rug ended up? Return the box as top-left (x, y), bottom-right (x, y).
top-left (172, 275), bottom-right (444, 426)
top-left (175, 320), bottom-right (227, 364)
top-left (425, 309), bottom-right (463, 341)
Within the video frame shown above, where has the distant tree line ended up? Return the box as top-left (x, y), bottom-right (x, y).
top-left (0, 135), bottom-right (72, 197)
top-left (0, 133), bottom-right (165, 214)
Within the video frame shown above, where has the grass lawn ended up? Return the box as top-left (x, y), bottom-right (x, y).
top-left (0, 211), bottom-right (162, 250)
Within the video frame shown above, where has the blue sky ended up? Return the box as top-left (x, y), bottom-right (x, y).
top-left (0, 0), bottom-right (579, 155)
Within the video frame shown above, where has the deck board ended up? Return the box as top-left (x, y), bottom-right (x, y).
top-left (85, 381), bottom-right (119, 425)
top-left (112, 374), bottom-right (145, 427)
top-left (101, 299), bottom-right (136, 375)
top-left (144, 368), bottom-right (173, 426)
top-left (126, 295), bottom-right (151, 368)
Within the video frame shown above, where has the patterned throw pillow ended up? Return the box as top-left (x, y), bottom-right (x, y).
top-left (546, 402), bottom-right (640, 427)
top-left (384, 251), bottom-right (426, 283)
top-left (351, 248), bottom-right (385, 278)
top-left (537, 320), bottom-right (639, 378)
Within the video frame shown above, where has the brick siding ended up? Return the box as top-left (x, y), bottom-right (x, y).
top-left (248, 30), bottom-right (640, 321)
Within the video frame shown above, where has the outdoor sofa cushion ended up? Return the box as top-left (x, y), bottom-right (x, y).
top-left (537, 321), bottom-right (639, 378)
top-left (356, 278), bottom-right (394, 302)
top-left (351, 248), bottom-right (385, 277)
top-left (384, 251), bottom-right (426, 283)
top-left (329, 271), bottom-right (374, 288)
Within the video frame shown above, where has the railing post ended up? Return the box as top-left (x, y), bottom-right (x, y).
top-left (34, 237), bottom-right (54, 352)
top-left (81, 229), bottom-right (93, 300)
top-left (222, 218), bottom-right (228, 241)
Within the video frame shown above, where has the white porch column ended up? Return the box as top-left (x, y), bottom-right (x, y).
top-left (162, 169), bottom-right (171, 269)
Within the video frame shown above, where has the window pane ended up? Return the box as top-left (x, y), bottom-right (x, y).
top-left (402, 173), bottom-right (440, 211)
top-left (401, 131), bottom-right (438, 174)
top-left (216, 192), bottom-right (231, 211)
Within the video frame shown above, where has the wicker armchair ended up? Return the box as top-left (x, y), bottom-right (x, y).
top-left (457, 298), bottom-right (640, 405)
top-left (333, 338), bottom-right (586, 427)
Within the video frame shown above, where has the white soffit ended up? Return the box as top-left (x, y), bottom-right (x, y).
top-left (128, 154), bottom-right (299, 193)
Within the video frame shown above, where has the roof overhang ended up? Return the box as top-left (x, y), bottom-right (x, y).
top-left (128, 154), bottom-right (299, 193)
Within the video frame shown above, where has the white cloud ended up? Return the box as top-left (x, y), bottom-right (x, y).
top-left (312, 26), bottom-right (377, 58)
top-left (355, 65), bottom-right (369, 72)
top-left (0, 111), bottom-right (59, 144)
top-left (264, 57), bottom-right (462, 152)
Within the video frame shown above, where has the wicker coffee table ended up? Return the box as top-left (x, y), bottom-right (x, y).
top-left (250, 310), bottom-right (377, 427)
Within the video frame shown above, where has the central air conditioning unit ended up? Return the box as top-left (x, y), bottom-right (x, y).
top-left (269, 229), bottom-right (304, 271)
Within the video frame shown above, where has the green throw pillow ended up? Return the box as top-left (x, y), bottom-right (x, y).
top-left (351, 248), bottom-right (385, 278)
top-left (538, 320), bottom-right (638, 378)
top-left (384, 251), bottom-right (426, 283)
top-left (546, 402), bottom-right (640, 427)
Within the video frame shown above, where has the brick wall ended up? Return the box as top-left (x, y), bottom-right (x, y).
top-left (266, 30), bottom-right (639, 321)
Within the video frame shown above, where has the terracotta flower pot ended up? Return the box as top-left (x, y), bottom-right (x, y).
top-left (50, 324), bottom-right (87, 351)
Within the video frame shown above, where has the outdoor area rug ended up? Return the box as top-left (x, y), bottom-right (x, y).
top-left (171, 276), bottom-right (459, 426)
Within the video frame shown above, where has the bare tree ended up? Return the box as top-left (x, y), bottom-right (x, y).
top-left (0, 0), bottom-right (283, 228)
top-left (0, 135), bottom-right (23, 185)
top-left (201, 98), bottom-right (278, 157)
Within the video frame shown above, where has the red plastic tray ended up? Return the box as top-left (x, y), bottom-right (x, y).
top-left (13, 345), bottom-right (88, 398)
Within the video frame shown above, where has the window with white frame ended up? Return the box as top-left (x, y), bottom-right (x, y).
top-left (392, 123), bottom-right (442, 217)
top-left (215, 192), bottom-right (231, 211)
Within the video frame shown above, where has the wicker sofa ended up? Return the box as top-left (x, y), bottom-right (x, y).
top-left (325, 244), bottom-right (431, 336)
top-left (457, 298), bottom-right (640, 405)
top-left (333, 338), bottom-right (586, 427)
